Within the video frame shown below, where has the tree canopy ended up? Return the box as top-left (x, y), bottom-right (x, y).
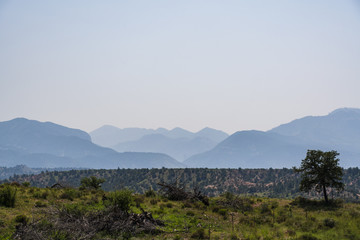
top-left (80, 176), bottom-right (105, 190)
top-left (294, 150), bottom-right (344, 203)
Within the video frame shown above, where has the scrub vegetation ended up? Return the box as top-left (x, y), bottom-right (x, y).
top-left (0, 179), bottom-right (359, 239)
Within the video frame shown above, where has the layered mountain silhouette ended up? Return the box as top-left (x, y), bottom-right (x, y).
top-left (0, 118), bottom-right (184, 169)
top-left (113, 134), bottom-right (216, 161)
top-left (90, 126), bottom-right (229, 161)
top-left (184, 108), bottom-right (360, 168)
top-left (2, 108), bottom-right (359, 169)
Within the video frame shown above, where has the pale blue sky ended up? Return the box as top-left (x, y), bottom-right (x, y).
top-left (1, 0), bottom-right (360, 134)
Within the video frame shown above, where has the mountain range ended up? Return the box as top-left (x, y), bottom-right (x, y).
top-left (0, 118), bottom-right (183, 169)
top-left (184, 108), bottom-right (360, 168)
top-left (90, 126), bottom-right (229, 161)
top-left (1, 108), bottom-right (359, 169)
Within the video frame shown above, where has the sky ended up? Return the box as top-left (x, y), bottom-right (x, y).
top-left (0, 0), bottom-right (360, 134)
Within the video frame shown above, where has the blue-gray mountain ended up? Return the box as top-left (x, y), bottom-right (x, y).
top-left (90, 126), bottom-right (229, 161)
top-left (0, 118), bottom-right (184, 169)
top-left (184, 108), bottom-right (360, 168)
top-left (113, 134), bottom-right (216, 161)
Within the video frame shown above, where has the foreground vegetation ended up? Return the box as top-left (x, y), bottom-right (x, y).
top-left (0, 181), bottom-right (360, 239)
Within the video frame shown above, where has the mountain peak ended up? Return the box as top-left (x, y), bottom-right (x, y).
top-left (329, 108), bottom-right (360, 116)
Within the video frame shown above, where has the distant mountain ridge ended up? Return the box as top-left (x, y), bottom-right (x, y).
top-left (113, 134), bottom-right (217, 161)
top-left (90, 125), bottom-right (229, 161)
top-left (90, 125), bottom-right (229, 147)
top-left (269, 108), bottom-right (360, 149)
top-left (184, 108), bottom-right (360, 168)
top-left (2, 108), bottom-right (359, 169)
top-left (0, 118), bottom-right (184, 169)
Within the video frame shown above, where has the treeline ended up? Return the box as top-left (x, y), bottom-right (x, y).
top-left (3, 168), bottom-right (360, 201)
top-left (0, 165), bottom-right (87, 180)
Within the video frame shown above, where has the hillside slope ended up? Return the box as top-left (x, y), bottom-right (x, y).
top-left (184, 108), bottom-right (360, 168)
top-left (0, 118), bottom-right (183, 169)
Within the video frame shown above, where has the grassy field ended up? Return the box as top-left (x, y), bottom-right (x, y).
top-left (0, 182), bottom-right (360, 240)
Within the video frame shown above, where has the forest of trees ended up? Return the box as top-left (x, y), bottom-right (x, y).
top-left (3, 167), bottom-right (360, 202)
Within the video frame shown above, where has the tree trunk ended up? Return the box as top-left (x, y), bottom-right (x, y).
top-left (323, 185), bottom-right (328, 203)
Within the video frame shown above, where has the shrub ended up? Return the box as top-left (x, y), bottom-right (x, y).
top-left (0, 219), bottom-right (4, 227)
top-left (22, 182), bottom-right (30, 187)
top-left (191, 228), bottom-right (206, 239)
top-left (182, 201), bottom-right (192, 208)
top-left (14, 214), bottom-right (28, 225)
top-left (86, 195), bottom-right (99, 205)
top-left (212, 206), bottom-right (220, 213)
top-left (32, 190), bottom-right (49, 199)
top-left (186, 210), bottom-right (195, 216)
top-left (0, 185), bottom-right (17, 208)
top-left (260, 203), bottom-right (272, 214)
top-left (298, 234), bottom-right (319, 240)
top-left (10, 182), bottom-right (21, 187)
top-left (150, 199), bottom-right (158, 205)
top-left (286, 229), bottom-right (296, 237)
top-left (218, 208), bottom-right (227, 216)
top-left (230, 233), bottom-right (239, 240)
top-left (218, 208), bottom-right (228, 220)
top-left (134, 195), bottom-right (145, 208)
top-left (51, 230), bottom-right (69, 240)
top-left (323, 218), bottom-right (335, 228)
top-left (145, 188), bottom-right (156, 197)
top-left (107, 189), bottom-right (133, 212)
top-left (35, 201), bottom-right (47, 208)
top-left (223, 191), bottom-right (235, 201)
top-left (60, 188), bottom-right (81, 201)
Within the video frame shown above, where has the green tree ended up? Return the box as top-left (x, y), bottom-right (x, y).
top-left (106, 189), bottom-right (133, 212)
top-left (294, 150), bottom-right (344, 203)
top-left (80, 176), bottom-right (105, 190)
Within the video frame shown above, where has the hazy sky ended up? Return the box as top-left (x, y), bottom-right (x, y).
top-left (1, 0), bottom-right (360, 134)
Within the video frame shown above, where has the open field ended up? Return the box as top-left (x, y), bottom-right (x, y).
top-left (1, 182), bottom-right (360, 240)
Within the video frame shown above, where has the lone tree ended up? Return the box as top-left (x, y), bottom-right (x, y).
top-left (294, 150), bottom-right (344, 203)
top-left (80, 176), bottom-right (105, 190)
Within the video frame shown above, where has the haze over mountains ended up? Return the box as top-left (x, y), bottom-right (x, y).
top-left (185, 108), bottom-right (360, 168)
top-left (90, 126), bottom-right (229, 161)
top-left (0, 118), bottom-right (183, 169)
top-left (0, 108), bottom-right (359, 169)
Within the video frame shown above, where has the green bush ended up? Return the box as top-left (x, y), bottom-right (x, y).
top-left (51, 230), bottom-right (69, 240)
top-left (186, 210), bottom-right (195, 216)
top-left (230, 233), bottom-right (239, 240)
top-left (35, 201), bottom-right (47, 208)
top-left (0, 219), bottom-right (5, 227)
top-left (218, 208), bottom-right (228, 217)
top-left (22, 182), bottom-right (30, 187)
top-left (134, 195), bottom-right (145, 208)
top-left (212, 206), bottom-right (220, 213)
top-left (191, 228), bottom-right (206, 239)
top-left (323, 218), bottom-right (335, 228)
top-left (150, 199), bottom-right (158, 205)
top-left (223, 191), bottom-right (235, 201)
top-left (107, 189), bottom-right (133, 212)
top-left (260, 203), bottom-right (272, 214)
top-left (60, 188), bottom-right (81, 201)
top-left (0, 185), bottom-right (17, 208)
top-left (298, 234), bottom-right (319, 240)
top-left (80, 176), bottom-right (105, 190)
top-left (181, 201), bottom-right (192, 208)
top-left (145, 188), bottom-right (156, 197)
top-left (14, 214), bottom-right (28, 225)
